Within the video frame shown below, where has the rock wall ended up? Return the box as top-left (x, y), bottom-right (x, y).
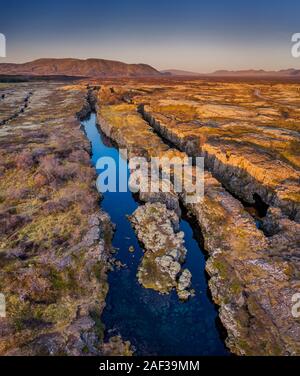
top-left (140, 106), bottom-right (300, 222)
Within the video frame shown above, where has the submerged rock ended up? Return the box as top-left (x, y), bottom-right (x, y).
top-left (128, 245), bottom-right (135, 253)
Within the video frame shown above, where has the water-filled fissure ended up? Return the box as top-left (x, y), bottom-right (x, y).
top-left (82, 113), bottom-right (228, 356)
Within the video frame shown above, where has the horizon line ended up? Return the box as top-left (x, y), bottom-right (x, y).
top-left (0, 57), bottom-right (299, 75)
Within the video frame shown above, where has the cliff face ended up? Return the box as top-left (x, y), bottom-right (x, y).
top-left (140, 107), bottom-right (300, 355)
top-left (0, 58), bottom-right (161, 77)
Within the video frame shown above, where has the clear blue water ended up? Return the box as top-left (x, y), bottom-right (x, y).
top-left (82, 113), bottom-right (228, 356)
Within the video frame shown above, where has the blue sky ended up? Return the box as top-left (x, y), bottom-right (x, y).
top-left (0, 0), bottom-right (299, 71)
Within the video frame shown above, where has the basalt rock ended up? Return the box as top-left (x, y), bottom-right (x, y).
top-left (184, 171), bottom-right (300, 355)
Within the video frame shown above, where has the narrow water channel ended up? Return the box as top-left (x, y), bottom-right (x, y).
top-left (82, 113), bottom-right (228, 356)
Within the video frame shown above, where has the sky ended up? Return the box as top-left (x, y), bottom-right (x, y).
top-left (0, 0), bottom-right (299, 72)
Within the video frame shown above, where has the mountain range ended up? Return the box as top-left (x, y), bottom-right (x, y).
top-left (0, 58), bottom-right (299, 78)
top-left (162, 68), bottom-right (300, 77)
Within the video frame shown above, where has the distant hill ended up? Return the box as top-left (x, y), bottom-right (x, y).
top-left (0, 58), bottom-right (161, 77)
top-left (210, 69), bottom-right (300, 77)
top-left (161, 69), bottom-right (201, 76)
top-left (162, 68), bottom-right (300, 78)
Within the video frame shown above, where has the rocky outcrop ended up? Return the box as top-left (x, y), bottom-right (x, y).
top-left (182, 172), bottom-right (299, 355)
top-left (129, 202), bottom-right (193, 300)
top-left (177, 269), bottom-right (192, 300)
